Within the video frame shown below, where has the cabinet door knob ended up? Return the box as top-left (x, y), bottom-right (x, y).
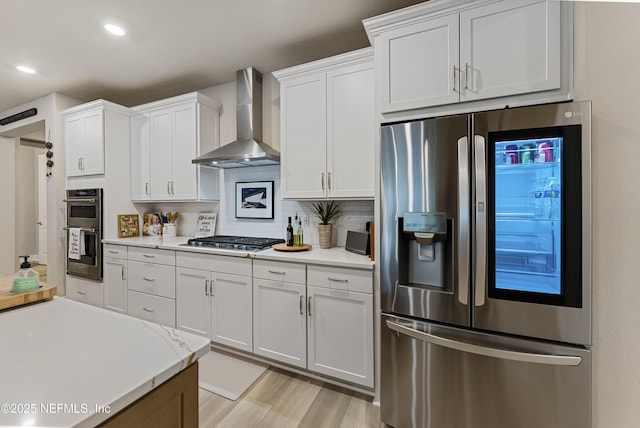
top-left (299, 295), bottom-right (304, 315)
top-left (121, 266), bottom-right (126, 280)
top-left (308, 296), bottom-right (312, 317)
top-left (205, 279), bottom-right (209, 296)
top-left (143, 307), bottom-right (155, 313)
top-left (321, 173), bottom-right (325, 191)
top-left (328, 172), bottom-right (332, 190)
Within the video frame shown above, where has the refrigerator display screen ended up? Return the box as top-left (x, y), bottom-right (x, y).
top-left (488, 125), bottom-right (583, 307)
top-left (493, 137), bottom-right (563, 295)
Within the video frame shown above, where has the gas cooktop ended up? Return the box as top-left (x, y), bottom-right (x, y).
top-left (181, 235), bottom-right (284, 252)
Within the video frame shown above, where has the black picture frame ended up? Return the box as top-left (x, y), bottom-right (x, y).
top-left (235, 181), bottom-right (274, 219)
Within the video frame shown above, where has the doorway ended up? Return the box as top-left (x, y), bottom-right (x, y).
top-left (1, 120), bottom-right (47, 275)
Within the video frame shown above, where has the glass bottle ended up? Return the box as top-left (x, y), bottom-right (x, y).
top-left (286, 217), bottom-right (294, 246)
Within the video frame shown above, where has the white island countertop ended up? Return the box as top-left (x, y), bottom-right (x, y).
top-left (103, 236), bottom-right (374, 270)
top-left (0, 298), bottom-right (210, 428)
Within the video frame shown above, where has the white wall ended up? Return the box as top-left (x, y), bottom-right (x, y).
top-left (0, 137), bottom-right (16, 274)
top-left (574, 3), bottom-right (640, 427)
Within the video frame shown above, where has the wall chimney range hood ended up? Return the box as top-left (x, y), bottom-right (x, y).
top-left (192, 67), bottom-right (280, 168)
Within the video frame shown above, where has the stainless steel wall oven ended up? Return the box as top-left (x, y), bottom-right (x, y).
top-left (65, 188), bottom-right (103, 280)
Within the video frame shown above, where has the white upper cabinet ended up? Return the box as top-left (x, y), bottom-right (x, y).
top-left (130, 92), bottom-right (221, 202)
top-left (64, 100), bottom-right (130, 177)
top-left (459, 0), bottom-right (561, 101)
top-left (274, 48), bottom-right (375, 200)
top-left (379, 13), bottom-right (460, 112)
top-left (365, 0), bottom-right (570, 119)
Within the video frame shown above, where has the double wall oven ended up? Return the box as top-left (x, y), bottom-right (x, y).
top-left (65, 188), bottom-right (103, 280)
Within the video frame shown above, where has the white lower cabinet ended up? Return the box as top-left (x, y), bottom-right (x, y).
top-left (125, 248), bottom-right (176, 328)
top-left (127, 290), bottom-right (176, 327)
top-left (253, 278), bottom-right (307, 368)
top-left (176, 253), bottom-right (253, 353)
top-left (66, 275), bottom-right (103, 308)
top-left (103, 257), bottom-right (127, 314)
top-left (252, 260), bottom-right (374, 388)
top-left (176, 268), bottom-right (211, 338)
top-left (307, 286), bottom-right (374, 388)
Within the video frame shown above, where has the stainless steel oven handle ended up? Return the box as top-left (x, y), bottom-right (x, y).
top-left (63, 227), bottom-right (96, 233)
top-left (386, 320), bottom-right (582, 366)
top-left (63, 198), bottom-right (96, 203)
top-left (457, 137), bottom-right (470, 305)
top-left (474, 135), bottom-right (487, 307)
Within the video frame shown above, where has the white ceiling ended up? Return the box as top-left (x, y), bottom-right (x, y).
top-left (0, 0), bottom-right (425, 114)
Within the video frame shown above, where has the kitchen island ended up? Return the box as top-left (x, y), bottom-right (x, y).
top-left (0, 297), bottom-right (210, 427)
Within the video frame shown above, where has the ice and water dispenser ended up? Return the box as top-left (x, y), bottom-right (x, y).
top-left (399, 212), bottom-right (453, 292)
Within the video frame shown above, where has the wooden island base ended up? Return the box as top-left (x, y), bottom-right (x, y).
top-left (98, 361), bottom-right (198, 428)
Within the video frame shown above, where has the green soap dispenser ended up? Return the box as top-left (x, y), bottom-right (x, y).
top-left (12, 256), bottom-right (40, 293)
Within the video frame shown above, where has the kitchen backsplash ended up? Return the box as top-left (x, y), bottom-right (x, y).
top-left (138, 165), bottom-right (374, 247)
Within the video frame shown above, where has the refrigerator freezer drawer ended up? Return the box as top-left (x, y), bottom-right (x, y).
top-left (381, 314), bottom-right (591, 428)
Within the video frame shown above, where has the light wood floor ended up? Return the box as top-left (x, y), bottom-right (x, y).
top-left (199, 367), bottom-right (384, 428)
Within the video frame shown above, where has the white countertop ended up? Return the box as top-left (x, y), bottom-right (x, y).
top-left (0, 298), bottom-right (210, 428)
top-left (103, 236), bottom-right (374, 270)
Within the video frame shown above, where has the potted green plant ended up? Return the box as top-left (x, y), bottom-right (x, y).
top-left (310, 201), bottom-right (343, 248)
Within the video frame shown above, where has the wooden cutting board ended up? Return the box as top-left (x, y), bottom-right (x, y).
top-left (272, 243), bottom-right (312, 252)
top-left (0, 274), bottom-right (57, 311)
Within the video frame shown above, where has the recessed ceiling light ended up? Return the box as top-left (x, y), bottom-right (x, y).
top-left (16, 65), bottom-right (36, 74)
top-left (104, 24), bottom-right (126, 36)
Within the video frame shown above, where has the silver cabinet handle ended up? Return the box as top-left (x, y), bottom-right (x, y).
top-left (143, 277), bottom-right (155, 282)
top-left (464, 62), bottom-right (471, 90)
top-left (457, 137), bottom-right (470, 305)
top-left (78, 158), bottom-right (82, 171)
top-left (328, 277), bottom-right (348, 283)
top-left (143, 307), bottom-right (155, 313)
top-left (386, 320), bottom-right (583, 366)
top-left (474, 135), bottom-right (487, 307)
top-left (167, 181), bottom-right (171, 194)
top-left (37, 221), bottom-right (43, 225)
top-left (327, 172), bottom-right (331, 190)
top-left (299, 295), bottom-right (304, 315)
top-left (209, 279), bottom-right (214, 297)
top-left (268, 270), bottom-right (286, 275)
top-left (108, 250), bottom-right (119, 254)
top-left (77, 290), bottom-right (87, 296)
top-left (452, 65), bottom-right (457, 92)
top-left (145, 182), bottom-right (150, 195)
top-left (307, 296), bottom-right (312, 317)
top-left (170, 181), bottom-right (175, 195)
top-left (321, 173), bottom-right (325, 191)
top-left (204, 279), bottom-right (209, 296)
top-left (121, 266), bottom-right (126, 281)
top-left (142, 254), bottom-right (155, 258)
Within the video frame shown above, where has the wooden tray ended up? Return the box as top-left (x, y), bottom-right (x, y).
top-left (272, 243), bottom-right (312, 252)
top-left (0, 274), bottom-right (57, 311)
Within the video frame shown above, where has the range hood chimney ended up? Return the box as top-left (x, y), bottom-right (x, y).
top-left (192, 67), bottom-right (280, 168)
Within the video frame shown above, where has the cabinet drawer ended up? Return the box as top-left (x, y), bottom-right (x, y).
top-left (253, 260), bottom-right (306, 284)
top-left (104, 244), bottom-right (128, 260)
top-left (127, 261), bottom-right (176, 299)
top-left (307, 265), bottom-right (372, 294)
top-left (127, 290), bottom-right (176, 328)
top-left (65, 275), bottom-right (103, 308)
top-left (176, 252), bottom-right (252, 277)
top-left (128, 247), bottom-right (175, 266)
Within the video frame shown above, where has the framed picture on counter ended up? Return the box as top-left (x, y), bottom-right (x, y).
top-left (195, 213), bottom-right (217, 238)
top-left (236, 181), bottom-right (274, 219)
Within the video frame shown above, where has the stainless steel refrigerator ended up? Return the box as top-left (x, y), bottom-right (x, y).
top-left (380, 101), bottom-right (592, 428)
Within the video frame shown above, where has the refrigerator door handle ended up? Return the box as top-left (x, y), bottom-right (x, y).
top-left (386, 320), bottom-right (583, 366)
top-left (457, 137), bottom-right (470, 305)
top-left (474, 135), bottom-right (487, 307)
